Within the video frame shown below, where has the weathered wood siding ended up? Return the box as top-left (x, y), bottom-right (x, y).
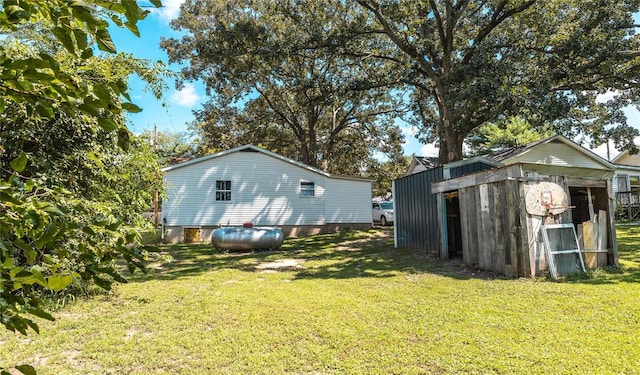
top-left (457, 179), bottom-right (525, 277)
top-left (441, 167), bottom-right (616, 277)
top-left (394, 167), bottom-right (444, 254)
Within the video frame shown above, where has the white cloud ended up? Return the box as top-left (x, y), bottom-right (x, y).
top-left (170, 83), bottom-right (200, 107)
top-left (152, 0), bottom-right (185, 22)
top-left (596, 90), bottom-right (619, 104)
top-left (401, 125), bottom-right (417, 139)
top-left (590, 142), bottom-right (611, 160)
top-left (419, 143), bottom-right (439, 157)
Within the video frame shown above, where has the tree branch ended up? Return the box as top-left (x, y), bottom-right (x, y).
top-left (462, 0), bottom-right (537, 65)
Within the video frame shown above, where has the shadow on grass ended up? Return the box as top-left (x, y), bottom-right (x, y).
top-left (126, 226), bottom-right (640, 284)
top-left (125, 229), bottom-right (500, 283)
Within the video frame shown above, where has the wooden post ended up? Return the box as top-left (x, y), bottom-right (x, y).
top-left (437, 192), bottom-right (448, 260)
top-left (607, 179), bottom-right (619, 266)
top-left (587, 187), bottom-right (595, 222)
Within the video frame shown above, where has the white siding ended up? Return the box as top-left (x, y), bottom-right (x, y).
top-left (324, 178), bottom-right (373, 223)
top-left (163, 151), bottom-right (328, 227)
top-left (613, 167), bottom-right (640, 193)
top-left (506, 141), bottom-right (608, 170)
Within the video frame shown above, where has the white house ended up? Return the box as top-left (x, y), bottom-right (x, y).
top-left (161, 144), bottom-right (373, 243)
top-left (611, 148), bottom-right (640, 220)
top-left (406, 156), bottom-right (440, 175)
top-left (612, 149), bottom-right (640, 194)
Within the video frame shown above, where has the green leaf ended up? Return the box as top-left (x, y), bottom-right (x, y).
top-left (150, 0), bottom-right (163, 7)
top-left (4, 5), bottom-right (30, 23)
top-left (123, 0), bottom-right (141, 23)
top-left (40, 53), bottom-right (60, 74)
top-left (96, 29), bottom-right (116, 53)
top-left (92, 275), bottom-right (112, 290)
top-left (47, 274), bottom-right (74, 292)
top-left (110, 15), bottom-right (124, 27)
top-left (28, 307), bottom-right (55, 322)
top-left (124, 21), bottom-right (141, 37)
top-left (73, 28), bottom-right (89, 52)
top-left (24, 319), bottom-right (40, 335)
top-left (80, 48), bottom-right (94, 59)
top-left (52, 27), bottom-right (76, 55)
top-left (93, 84), bottom-right (112, 102)
top-left (24, 248), bottom-right (37, 264)
top-left (78, 102), bottom-right (101, 116)
top-left (40, 203), bottom-right (65, 216)
top-left (82, 226), bottom-right (96, 236)
top-left (35, 222), bottom-right (58, 249)
top-left (98, 118), bottom-right (118, 131)
top-left (15, 364), bottom-right (37, 375)
top-left (98, 266), bottom-right (128, 283)
top-left (35, 102), bottom-right (55, 118)
top-left (122, 102), bottom-right (142, 113)
top-left (86, 151), bottom-right (105, 168)
top-left (10, 152), bottom-right (28, 172)
top-left (28, 266), bottom-right (48, 287)
top-left (117, 128), bottom-right (130, 150)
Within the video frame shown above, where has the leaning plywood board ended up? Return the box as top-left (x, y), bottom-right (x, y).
top-left (598, 210), bottom-right (607, 250)
top-left (582, 221), bottom-right (596, 250)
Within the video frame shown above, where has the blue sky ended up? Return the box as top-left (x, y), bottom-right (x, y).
top-left (113, 0), bottom-right (639, 160)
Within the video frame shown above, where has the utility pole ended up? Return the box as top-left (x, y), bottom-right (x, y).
top-left (153, 125), bottom-right (159, 228)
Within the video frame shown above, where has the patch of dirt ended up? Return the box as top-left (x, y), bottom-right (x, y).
top-left (255, 258), bottom-right (305, 271)
top-left (438, 256), bottom-right (506, 280)
top-left (335, 230), bottom-right (392, 251)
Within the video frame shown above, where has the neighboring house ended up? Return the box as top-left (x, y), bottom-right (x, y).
top-left (161, 144), bottom-right (373, 243)
top-left (407, 156), bottom-right (440, 175)
top-left (611, 148), bottom-right (640, 220)
top-left (394, 135), bottom-right (618, 278)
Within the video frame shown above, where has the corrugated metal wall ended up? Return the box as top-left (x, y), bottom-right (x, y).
top-left (394, 161), bottom-right (496, 256)
top-left (448, 161), bottom-right (495, 179)
top-left (394, 167), bottom-right (443, 254)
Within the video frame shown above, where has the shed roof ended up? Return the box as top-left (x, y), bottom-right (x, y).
top-left (160, 144), bottom-right (374, 182)
top-left (484, 134), bottom-right (616, 170)
top-left (415, 156), bottom-right (440, 168)
top-left (407, 156), bottom-right (440, 175)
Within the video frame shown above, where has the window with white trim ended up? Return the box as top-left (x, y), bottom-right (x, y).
top-left (215, 180), bottom-right (232, 201)
top-left (300, 181), bottom-right (315, 197)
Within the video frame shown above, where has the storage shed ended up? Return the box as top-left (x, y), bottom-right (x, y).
top-left (161, 144), bottom-right (373, 243)
top-left (394, 135), bottom-right (619, 278)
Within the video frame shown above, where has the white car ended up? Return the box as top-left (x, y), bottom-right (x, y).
top-left (372, 201), bottom-right (394, 226)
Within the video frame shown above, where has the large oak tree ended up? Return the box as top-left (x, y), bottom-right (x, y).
top-left (351, 0), bottom-right (640, 162)
top-left (161, 0), bottom-right (406, 174)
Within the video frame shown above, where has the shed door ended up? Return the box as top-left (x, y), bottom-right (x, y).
top-left (445, 193), bottom-right (463, 257)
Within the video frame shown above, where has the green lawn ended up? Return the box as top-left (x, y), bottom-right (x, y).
top-left (2, 227), bottom-right (640, 374)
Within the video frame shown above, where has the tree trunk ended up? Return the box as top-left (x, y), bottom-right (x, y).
top-left (438, 106), bottom-right (465, 163)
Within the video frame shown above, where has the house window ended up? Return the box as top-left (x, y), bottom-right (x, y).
top-left (630, 176), bottom-right (640, 194)
top-left (300, 181), bottom-right (315, 197)
top-left (215, 180), bottom-right (232, 201)
top-left (617, 175), bottom-right (630, 192)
